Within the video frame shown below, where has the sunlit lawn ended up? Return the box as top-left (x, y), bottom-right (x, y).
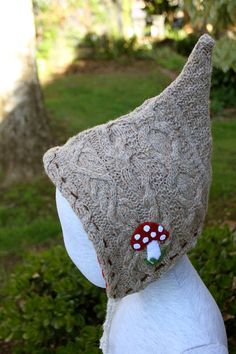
top-left (44, 68), bottom-right (171, 136)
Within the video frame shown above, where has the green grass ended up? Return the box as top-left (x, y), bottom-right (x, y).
top-left (0, 178), bottom-right (62, 285)
top-left (208, 118), bottom-right (236, 222)
top-left (44, 69), bottom-right (171, 137)
top-left (0, 179), bottom-right (61, 256)
top-left (155, 46), bottom-right (186, 72)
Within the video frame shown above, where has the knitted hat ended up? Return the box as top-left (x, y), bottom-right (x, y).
top-left (43, 34), bottom-right (215, 300)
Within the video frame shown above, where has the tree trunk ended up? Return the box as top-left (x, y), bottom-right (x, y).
top-left (0, 0), bottom-right (51, 185)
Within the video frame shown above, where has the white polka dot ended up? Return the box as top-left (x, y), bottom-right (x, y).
top-left (151, 232), bottom-right (156, 238)
top-left (160, 234), bottom-right (166, 241)
top-left (134, 243), bottom-right (141, 250)
top-left (158, 225), bottom-right (164, 232)
top-left (143, 225), bottom-right (150, 232)
top-left (143, 237), bottom-right (149, 243)
top-left (134, 234), bottom-right (141, 240)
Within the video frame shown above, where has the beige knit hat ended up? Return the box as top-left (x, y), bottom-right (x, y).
top-left (43, 34), bottom-right (215, 300)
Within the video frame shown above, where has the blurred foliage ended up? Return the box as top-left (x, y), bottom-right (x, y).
top-left (76, 33), bottom-right (148, 60)
top-left (183, 0), bottom-right (236, 36)
top-left (174, 32), bottom-right (199, 56)
top-left (211, 67), bottom-right (236, 113)
top-left (144, 0), bottom-right (178, 16)
top-left (33, 0), bottom-right (108, 79)
top-left (33, 0), bottom-right (236, 101)
top-left (213, 35), bottom-right (236, 73)
top-left (164, 24), bottom-right (187, 41)
top-left (0, 226), bottom-right (235, 352)
top-left (0, 245), bottom-right (106, 353)
top-left (33, 0), bottom-right (131, 61)
top-left (190, 225), bottom-right (236, 350)
top-left (183, 0), bottom-right (236, 75)
top-left (33, 0), bottom-right (65, 60)
top-left (75, 31), bottom-right (188, 68)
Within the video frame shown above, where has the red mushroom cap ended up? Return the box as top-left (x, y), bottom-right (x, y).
top-left (130, 222), bottom-right (169, 251)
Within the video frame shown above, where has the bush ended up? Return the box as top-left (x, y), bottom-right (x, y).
top-left (190, 225), bottom-right (236, 350)
top-left (175, 33), bottom-right (199, 56)
top-left (0, 246), bottom-right (106, 353)
top-left (210, 67), bottom-right (236, 114)
top-left (76, 33), bottom-right (145, 60)
top-left (1, 226), bottom-right (235, 353)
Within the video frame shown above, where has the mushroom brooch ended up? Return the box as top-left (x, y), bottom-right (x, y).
top-left (130, 222), bottom-right (170, 265)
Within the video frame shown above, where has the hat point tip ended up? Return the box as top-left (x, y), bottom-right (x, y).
top-left (198, 33), bottom-right (215, 48)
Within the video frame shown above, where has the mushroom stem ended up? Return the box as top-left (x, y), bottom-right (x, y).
top-left (147, 241), bottom-right (161, 262)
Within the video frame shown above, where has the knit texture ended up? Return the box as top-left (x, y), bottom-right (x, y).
top-left (43, 34), bottom-right (215, 299)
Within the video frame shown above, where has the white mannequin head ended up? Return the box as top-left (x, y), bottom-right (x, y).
top-left (55, 190), bottom-right (228, 354)
top-left (56, 188), bottom-right (106, 288)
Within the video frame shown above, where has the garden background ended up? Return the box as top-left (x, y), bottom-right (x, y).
top-left (0, 0), bottom-right (235, 353)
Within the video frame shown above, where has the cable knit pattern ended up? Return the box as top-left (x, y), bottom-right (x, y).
top-left (43, 34), bottom-right (214, 299)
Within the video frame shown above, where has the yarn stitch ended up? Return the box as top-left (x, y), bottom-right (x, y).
top-left (43, 34), bottom-right (215, 299)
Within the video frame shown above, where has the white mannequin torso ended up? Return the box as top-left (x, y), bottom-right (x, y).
top-left (56, 189), bottom-right (228, 354)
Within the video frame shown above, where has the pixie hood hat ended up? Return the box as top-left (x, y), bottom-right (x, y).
top-left (43, 34), bottom-right (215, 300)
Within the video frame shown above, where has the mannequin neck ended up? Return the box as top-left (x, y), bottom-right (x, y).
top-left (125, 254), bottom-right (196, 301)
top-left (108, 253), bottom-right (227, 354)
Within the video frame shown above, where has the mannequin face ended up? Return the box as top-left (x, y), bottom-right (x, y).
top-left (56, 188), bottom-right (106, 288)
